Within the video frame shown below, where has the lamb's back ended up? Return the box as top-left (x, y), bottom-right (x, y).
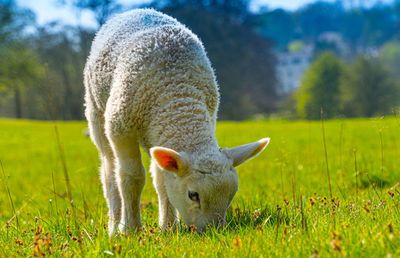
top-left (85, 9), bottom-right (219, 148)
top-left (85, 9), bottom-right (179, 111)
top-left (105, 21), bottom-right (219, 147)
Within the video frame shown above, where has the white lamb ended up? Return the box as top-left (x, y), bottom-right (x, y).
top-left (84, 8), bottom-right (270, 235)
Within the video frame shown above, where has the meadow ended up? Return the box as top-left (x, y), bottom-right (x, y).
top-left (0, 117), bottom-right (399, 256)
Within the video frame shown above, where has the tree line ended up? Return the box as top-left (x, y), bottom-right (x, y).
top-left (292, 52), bottom-right (400, 120)
top-left (253, 0), bottom-right (400, 53)
top-left (0, 0), bottom-right (276, 120)
top-left (1, 0), bottom-right (400, 120)
top-left (260, 0), bottom-right (400, 119)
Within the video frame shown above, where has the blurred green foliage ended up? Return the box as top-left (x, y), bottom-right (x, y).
top-left (340, 56), bottom-right (399, 117)
top-left (296, 52), bottom-right (343, 119)
top-left (295, 52), bottom-right (400, 119)
top-left (2, 0), bottom-right (400, 120)
top-left (380, 41), bottom-right (400, 79)
top-left (288, 40), bottom-right (304, 53)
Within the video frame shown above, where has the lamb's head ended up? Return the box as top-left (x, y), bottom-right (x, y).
top-left (150, 138), bottom-right (270, 231)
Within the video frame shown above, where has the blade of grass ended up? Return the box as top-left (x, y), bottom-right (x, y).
top-left (0, 160), bottom-right (18, 232)
top-left (321, 108), bottom-right (333, 199)
top-left (354, 149), bottom-right (358, 202)
top-left (379, 130), bottom-right (384, 191)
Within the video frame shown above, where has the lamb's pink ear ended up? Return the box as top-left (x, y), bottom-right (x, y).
top-left (223, 138), bottom-right (270, 167)
top-left (150, 147), bottom-right (189, 176)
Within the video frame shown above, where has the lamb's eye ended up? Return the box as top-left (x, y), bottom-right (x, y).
top-left (188, 191), bottom-right (199, 202)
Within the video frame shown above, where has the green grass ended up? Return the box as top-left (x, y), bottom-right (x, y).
top-left (0, 117), bottom-right (399, 256)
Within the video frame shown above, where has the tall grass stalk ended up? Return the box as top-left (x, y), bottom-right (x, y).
top-left (300, 195), bottom-right (306, 231)
top-left (43, 64), bottom-right (85, 255)
top-left (275, 206), bottom-right (281, 243)
top-left (365, 173), bottom-right (382, 202)
top-left (379, 130), bottom-right (384, 190)
top-left (43, 64), bottom-right (73, 206)
top-left (0, 160), bottom-right (18, 231)
top-left (392, 108), bottom-right (400, 127)
top-left (51, 171), bottom-right (59, 214)
top-left (320, 108), bottom-right (333, 199)
top-left (339, 123), bottom-right (343, 170)
top-left (353, 149), bottom-right (358, 202)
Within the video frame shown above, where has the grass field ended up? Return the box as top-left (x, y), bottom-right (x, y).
top-left (0, 117), bottom-right (399, 256)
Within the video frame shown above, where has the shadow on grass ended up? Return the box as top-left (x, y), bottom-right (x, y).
top-left (166, 204), bottom-right (290, 236)
top-left (224, 204), bottom-right (289, 231)
top-left (357, 172), bottom-right (390, 189)
top-left (138, 204), bottom-right (290, 238)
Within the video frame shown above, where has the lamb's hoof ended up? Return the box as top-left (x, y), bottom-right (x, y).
top-left (161, 221), bottom-right (180, 232)
top-left (118, 222), bottom-right (142, 235)
top-left (108, 224), bottom-right (118, 237)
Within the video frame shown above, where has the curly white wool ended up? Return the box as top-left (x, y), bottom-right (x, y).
top-left (85, 8), bottom-right (219, 153)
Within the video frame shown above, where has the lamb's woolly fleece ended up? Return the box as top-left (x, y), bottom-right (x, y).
top-left (84, 8), bottom-right (220, 156)
top-left (84, 9), bottom-right (271, 233)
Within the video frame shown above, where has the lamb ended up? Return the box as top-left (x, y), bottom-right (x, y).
top-left (84, 8), bottom-right (270, 235)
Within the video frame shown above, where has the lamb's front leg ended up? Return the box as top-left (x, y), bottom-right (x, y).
top-left (109, 135), bottom-right (146, 234)
top-left (150, 162), bottom-right (177, 229)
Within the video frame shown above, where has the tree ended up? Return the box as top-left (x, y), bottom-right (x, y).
top-left (34, 24), bottom-right (91, 120)
top-left (161, 1), bottom-right (277, 120)
top-left (70, 0), bottom-right (121, 27)
top-left (340, 56), bottom-right (399, 117)
top-left (0, 0), bottom-right (35, 44)
top-left (380, 41), bottom-right (400, 79)
top-left (296, 52), bottom-right (343, 120)
top-left (160, 0), bottom-right (249, 20)
top-left (0, 0), bottom-right (43, 118)
top-left (361, 5), bottom-right (396, 47)
top-left (340, 9), bottom-right (364, 51)
top-left (0, 44), bottom-right (44, 118)
top-left (296, 1), bottom-right (344, 41)
top-left (251, 8), bottom-right (296, 50)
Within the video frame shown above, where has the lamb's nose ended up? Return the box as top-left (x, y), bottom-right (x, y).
top-left (208, 217), bottom-right (225, 230)
top-left (216, 218), bottom-right (226, 229)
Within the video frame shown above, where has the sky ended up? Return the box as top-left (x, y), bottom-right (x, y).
top-left (17, 0), bottom-right (394, 28)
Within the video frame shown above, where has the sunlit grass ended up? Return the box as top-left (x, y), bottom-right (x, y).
top-left (0, 117), bottom-right (399, 256)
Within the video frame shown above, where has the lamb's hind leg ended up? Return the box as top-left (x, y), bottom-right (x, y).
top-left (106, 129), bottom-right (146, 234)
top-left (86, 107), bottom-right (121, 236)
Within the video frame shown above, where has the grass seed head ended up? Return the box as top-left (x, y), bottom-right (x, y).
top-left (309, 197), bottom-right (316, 207)
top-left (15, 239), bottom-right (23, 247)
top-left (387, 190), bottom-right (395, 199)
top-left (189, 224), bottom-right (197, 233)
top-left (388, 224), bottom-right (393, 233)
top-left (232, 237), bottom-right (242, 248)
top-left (311, 249), bottom-right (319, 258)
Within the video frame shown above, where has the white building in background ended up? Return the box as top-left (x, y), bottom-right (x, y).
top-left (275, 45), bottom-right (313, 95)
